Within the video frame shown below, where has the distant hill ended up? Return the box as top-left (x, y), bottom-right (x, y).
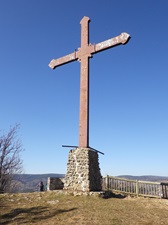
top-left (117, 175), bottom-right (168, 182)
top-left (11, 174), bottom-right (168, 193)
top-left (12, 173), bottom-right (65, 193)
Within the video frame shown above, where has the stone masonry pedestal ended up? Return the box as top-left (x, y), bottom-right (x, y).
top-left (63, 148), bottom-right (102, 192)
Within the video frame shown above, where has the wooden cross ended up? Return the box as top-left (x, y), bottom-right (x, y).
top-left (49, 16), bottom-right (130, 148)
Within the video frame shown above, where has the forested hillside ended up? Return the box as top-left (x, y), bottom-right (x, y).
top-left (11, 174), bottom-right (168, 193)
top-left (12, 174), bottom-right (65, 192)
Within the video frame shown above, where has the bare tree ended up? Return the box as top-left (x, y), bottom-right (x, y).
top-left (0, 124), bottom-right (23, 193)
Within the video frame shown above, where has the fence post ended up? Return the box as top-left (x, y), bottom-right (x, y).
top-left (106, 175), bottom-right (109, 190)
top-left (136, 180), bottom-right (139, 197)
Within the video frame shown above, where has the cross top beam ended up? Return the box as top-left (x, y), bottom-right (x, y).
top-left (49, 16), bottom-right (130, 148)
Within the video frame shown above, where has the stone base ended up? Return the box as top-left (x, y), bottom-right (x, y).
top-left (63, 148), bottom-right (102, 192)
top-left (47, 177), bottom-right (64, 191)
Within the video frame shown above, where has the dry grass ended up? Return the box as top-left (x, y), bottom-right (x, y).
top-left (0, 191), bottom-right (168, 225)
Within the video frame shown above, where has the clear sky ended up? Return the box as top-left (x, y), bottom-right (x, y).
top-left (0, 0), bottom-right (168, 176)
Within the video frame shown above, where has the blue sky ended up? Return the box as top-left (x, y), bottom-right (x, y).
top-left (0, 0), bottom-right (168, 176)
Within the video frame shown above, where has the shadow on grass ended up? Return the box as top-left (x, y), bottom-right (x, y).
top-left (103, 190), bottom-right (126, 199)
top-left (0, 206), bottom-right (77, 224)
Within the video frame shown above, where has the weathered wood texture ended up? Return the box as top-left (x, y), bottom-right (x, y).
top-left (102, 176), bottom-right (168, 198)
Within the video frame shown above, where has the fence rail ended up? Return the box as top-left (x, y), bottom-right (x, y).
top-left (102, 176), bottom-right (168, 198)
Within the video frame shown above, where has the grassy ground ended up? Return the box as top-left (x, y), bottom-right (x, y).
top-left (0, 191), bottom-right (168, 225)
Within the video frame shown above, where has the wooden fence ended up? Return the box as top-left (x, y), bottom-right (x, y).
top-left (102, 176), bottom-right (168, 198)
top-left (160, 182), bottom-right (168, 199)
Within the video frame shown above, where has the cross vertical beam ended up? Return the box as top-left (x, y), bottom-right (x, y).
top-left (78, 16), bottom-right (90, 148)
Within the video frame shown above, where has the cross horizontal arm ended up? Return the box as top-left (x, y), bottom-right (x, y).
top-left (94, 32), bottom-right (130, 53)
top-left (49, 51), bottom-right (77, 69)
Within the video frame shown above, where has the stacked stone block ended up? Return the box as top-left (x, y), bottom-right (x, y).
top-left (63, 148), bottom-right (102, 192)
top-left (47, 177), bottom-right (64, 191)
